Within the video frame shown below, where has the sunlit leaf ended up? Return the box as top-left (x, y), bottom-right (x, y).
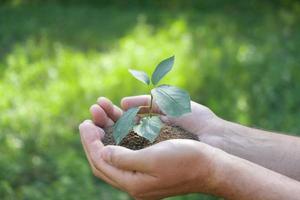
top-left (113, 107), bottom-right (140, 144)
top-left (152, 85), bottom-right (191, 117)
top-left (151, 56), bottom-right (175, 85)
top-left (128, 69), bottom-right (150, 85)
top-left (133, 116), bottom-right (163, 143)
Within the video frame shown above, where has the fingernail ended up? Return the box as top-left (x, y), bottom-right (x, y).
top-left (89, 107), bottom-right (93, 113)
top-left (90, 104), bottom-right (98, 112)
top-left (84, 119), bottom-right (93, 124)
top-left (160, 116), bottom-right (170, 123)
top-left (97, 97), bottom-right (105, 103)
top-left (79, 120), bottom-right (90, 130)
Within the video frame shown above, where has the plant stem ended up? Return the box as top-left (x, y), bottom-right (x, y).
top-left (149, 93), bottom-right (153, 117)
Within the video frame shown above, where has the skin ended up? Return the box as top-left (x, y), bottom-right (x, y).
top-left (79, 96), bottom-right (300, 199)
top-left (120, 95), bottom-right (300, 181)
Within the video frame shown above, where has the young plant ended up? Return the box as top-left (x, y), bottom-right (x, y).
top-left (113, 56), bottom-right (191, 144)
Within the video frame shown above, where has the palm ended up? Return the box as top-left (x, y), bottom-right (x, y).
top-left (170, 101), bottom-right (217, 138)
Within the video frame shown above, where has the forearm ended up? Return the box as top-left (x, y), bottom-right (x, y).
top-left (201, 118), bottom-right (300, 181)
top-left (211, 151), bottom-right (300, 200)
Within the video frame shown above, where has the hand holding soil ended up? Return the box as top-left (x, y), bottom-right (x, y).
top-left (120, 95), bottom-right (222, 142)
top-left (80, 96), bottom-right (225, 197)
top-left (90, 95), bottom-right (222, 149)
top-left (80, 96), bottom-right (300, 200)
top-left (79, 98), bottom-right (229, 199)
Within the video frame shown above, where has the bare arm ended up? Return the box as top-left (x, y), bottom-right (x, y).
top-left (202, 119), bottom-right (300, 181)
top-left (214, 149), bottom-right (300, 200)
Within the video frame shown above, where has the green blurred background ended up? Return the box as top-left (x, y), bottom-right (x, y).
top-left (0, 0), bottom-right (300, 199)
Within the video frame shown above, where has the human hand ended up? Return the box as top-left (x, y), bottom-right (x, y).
top-left (79, 119), bottom-right (227, 200)
top-left (78, 97), bottom-right (228, 199)
top-left (87, 95), bottom-right (226, 156)
top-left (87, 95), bottom-right (225, 147)
top-left (121, 95), bottom-right (225, 143)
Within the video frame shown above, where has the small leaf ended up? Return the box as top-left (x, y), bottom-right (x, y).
top-left (151, 56), bottom-right (175, 85)
top-left (129, 69), bottom-right (150, 85)
top-left (152, 85), bottom-right (191, 117)
top-left (113, 107), bottom-right (140, 144)
top-left (133, 116), bottom-right (163, 143)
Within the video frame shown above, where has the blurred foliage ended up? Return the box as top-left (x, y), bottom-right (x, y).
top-left (0, 1), bottom-right (300, 199)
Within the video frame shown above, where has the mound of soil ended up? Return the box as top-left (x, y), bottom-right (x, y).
top-left (103, 125), bottom-right (199, 150)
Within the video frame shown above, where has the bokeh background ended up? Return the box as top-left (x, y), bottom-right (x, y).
top-left (1, 0), bottom-right (300, 199)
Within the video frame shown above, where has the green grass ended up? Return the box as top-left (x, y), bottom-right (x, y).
top-left (0, 2), bottom-right (300, 199)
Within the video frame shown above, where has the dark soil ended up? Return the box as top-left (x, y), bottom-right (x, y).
top-left (103, 125), bottom-right (199, 150)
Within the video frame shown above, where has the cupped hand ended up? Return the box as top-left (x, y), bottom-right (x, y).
top-left (79, 96), bottom-right (228, 199)
top-left (121, 95), bottom-right (224, 142)
top-left (89, 95), bottom-right (223, 140)
top-left (79, 120), bottom-right (225, 200)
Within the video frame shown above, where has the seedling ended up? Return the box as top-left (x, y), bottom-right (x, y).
top-left (113, 56), bottom-right (191, 144)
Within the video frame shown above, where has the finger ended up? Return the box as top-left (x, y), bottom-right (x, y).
top-left (79, 122), bottom-right (137, 188)
top-left (101, 145), bottom-right (151, 173)
top-left (98, 149), bottom-right (157, 194)
top-left (79, 120), bottom-right (138, 190)
top-left (80, 135), bottom-right (117, 187)
top-left (160, 115), bottom-right (178, 126)
top-left (79, 120), bottom-right (120, 188)
top-left (97, 97), bottom-right (123, 122)
top-left (90, 104), bottom-right (114, 127)
top-left (80, 119), bottom-right (106, 139)
top-left (161, 102), bottom-right (208, 134)
top-left (121, 95), bottom-right (163, 114)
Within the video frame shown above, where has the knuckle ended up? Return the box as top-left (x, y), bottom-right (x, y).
top-left (110, 153), bottom-right (119, 166)
top-left (110, 152), bottom-right (123, 167)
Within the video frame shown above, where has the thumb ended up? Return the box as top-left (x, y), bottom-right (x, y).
top-left (160, 114), bottom-right (199, 135)
top-left (121, 95), bottom-right (163, 114)
top-left (160, 115), bottom-right (182, 126)
top-left (101, 145), bottom-right (150, 172)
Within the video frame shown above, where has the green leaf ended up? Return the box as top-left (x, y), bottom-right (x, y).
top-left (128, 69), bottom-right (150, 85)
top-left (133, 116), bottom-right (163, 143)
top-left (113, 107), bottom-right (140, 145)
top-left (151, 56), bottom-right (175, 85)
top-left (152, 85), bottom-right (191, 117)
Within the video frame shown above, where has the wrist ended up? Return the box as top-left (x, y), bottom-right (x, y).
top-left (190, 142), bottom-right (231, 196)
top-left (196, 144), bottom-right (234, 197)
top-left (198, 117), bottom-right (231, 149)
top-left (208, 150), bottom-right (239, 199)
